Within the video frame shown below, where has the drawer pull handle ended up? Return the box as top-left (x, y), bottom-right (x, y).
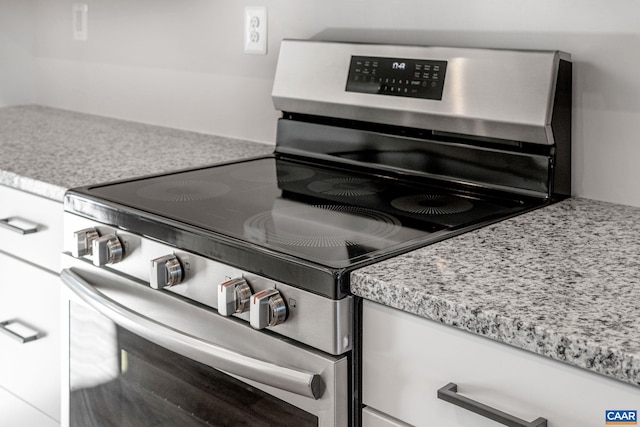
top-left (0, 320), bottom-right (40, 343)
top-left (437, 382), bottom-right (547, 427)
top-left (0, 217), bottom-right (38, 235)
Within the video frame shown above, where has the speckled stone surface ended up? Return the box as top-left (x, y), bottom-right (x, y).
top-left (0, 105), bottom-right (273, 200)
top-left (352, 198), bottom-right (640, 387)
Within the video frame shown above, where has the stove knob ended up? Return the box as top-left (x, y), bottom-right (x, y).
top-left (218, 277), bottom-right (252, 316)
top-left (150, 255), bottom-right (184, 289)
top-left (92, 234), bottom-right (124, 266)
top-left (72, 227), bottom-right (100, 258)
top-left (250, 289), bottom-right (287, 330)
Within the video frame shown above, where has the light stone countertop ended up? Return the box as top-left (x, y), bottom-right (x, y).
top-left (352, 197), bottom-right (640, 387)
top-left (0, 105), bottom-right (273, 201)
top-left (3, 105), bottom-right (639, 388)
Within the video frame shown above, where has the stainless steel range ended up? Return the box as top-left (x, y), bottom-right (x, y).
top-left (60, 40), bottom-right (571, 427)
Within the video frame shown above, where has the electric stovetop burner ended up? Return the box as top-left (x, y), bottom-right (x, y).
top-left (391, 194), bottom-right (474, 215)
top-left (230, 162), bottom-right (315, 183)
top-left (137, 180), bottom-right (231, 202)
top-left (307, 178), bottom-right (385, 197)
top-left (74, 156), bottom-right (538, 269)
top-left (244, 203), bottom-right (401, 248)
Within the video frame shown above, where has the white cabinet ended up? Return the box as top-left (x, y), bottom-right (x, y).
top-left (362, 300), bottom-right (640, 427)
top-left (0, 387), bottom-right (59, 427)
top-left (0, 184), bottom-right (62, 425)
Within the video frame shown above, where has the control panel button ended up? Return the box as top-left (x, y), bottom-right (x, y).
top-left (92, 234), bottom-right (124, 266)
top-left (218, 277), bottom-right (252, 316)
top-left (150, 254), bottom-right (184, 289)
top-left (250, 289), bottom-right (287, 330)
top-left (72, 227), bottom-right (100, 258)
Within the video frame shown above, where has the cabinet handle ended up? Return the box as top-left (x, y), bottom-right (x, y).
top-left (0, 320), bottom-right (39, 343)
top-left (437, 382), bottom-right (547, 427)
top-left (0, 217), bottom-right (38, 234)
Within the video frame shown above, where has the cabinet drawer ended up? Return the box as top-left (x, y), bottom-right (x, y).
top-left (0, 185), bottom-right (63, 272)
top-left (0, 253), bottom-right (60, 421)
top-left (363, 301), bottom-right (640, 427)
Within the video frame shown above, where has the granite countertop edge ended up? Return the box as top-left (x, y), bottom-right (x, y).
top-left (0, 170), bottom-right (67, 201)
top-left (352, 278), bottom-right (640, 387)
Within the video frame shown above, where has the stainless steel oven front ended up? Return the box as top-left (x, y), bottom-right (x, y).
top-left (60, 253), bottom-right (349, 427)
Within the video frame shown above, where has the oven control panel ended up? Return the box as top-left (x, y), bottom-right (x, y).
top-left (64, 214), bottom-right (353, 355)
top-left (346, 55), bottom-right (447, 100)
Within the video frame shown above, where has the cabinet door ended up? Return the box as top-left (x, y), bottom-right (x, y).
top-left (0, 387), bottom-right (59, 427)
top-left (362, 300), bottom-right (640, 427)
top-left (0, 252), bottom-right (60, 422)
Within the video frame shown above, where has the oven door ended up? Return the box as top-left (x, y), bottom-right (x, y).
top-left (60, 254), bottom-right (349, 427)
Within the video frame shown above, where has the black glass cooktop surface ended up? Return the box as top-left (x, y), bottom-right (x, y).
top-left (79, 157), bottom-right (537, 269)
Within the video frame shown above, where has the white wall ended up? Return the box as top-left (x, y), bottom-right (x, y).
top-left (0, 0), bottom-right (35, 106)
top-left (7, 0), bottom-right (640, 206)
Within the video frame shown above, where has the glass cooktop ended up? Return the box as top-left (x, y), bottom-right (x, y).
top-left (79, 157), bottom-right (537, 269)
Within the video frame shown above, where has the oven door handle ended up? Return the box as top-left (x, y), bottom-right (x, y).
top-left (60, 268), bottom-right (324, 400)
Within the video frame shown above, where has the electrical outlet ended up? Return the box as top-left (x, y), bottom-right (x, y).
top-left (72, 3), bottom-right (88, 41)
top-left (244, 6), bottom-right (267, 55)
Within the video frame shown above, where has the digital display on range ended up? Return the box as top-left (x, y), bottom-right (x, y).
top-left (346, 56), bottom-right (447, 100)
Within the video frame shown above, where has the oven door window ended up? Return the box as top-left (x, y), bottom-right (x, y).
top-left (69, 301), bottom-right (318, 427)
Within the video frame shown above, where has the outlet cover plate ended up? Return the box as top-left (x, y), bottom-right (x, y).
top-left (244, 6), bottom-right (267, 55)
